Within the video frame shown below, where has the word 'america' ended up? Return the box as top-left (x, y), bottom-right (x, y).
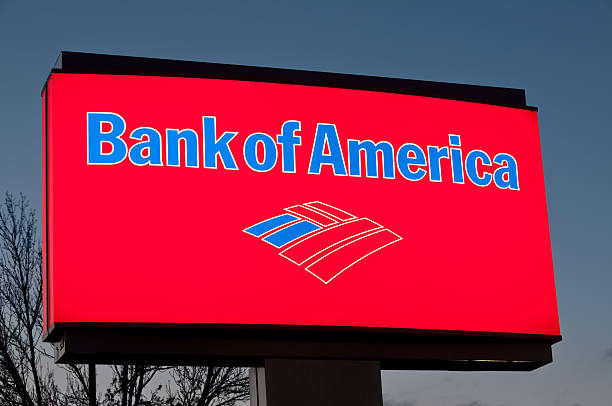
top-left (87, 112), bottom-right (519, 190)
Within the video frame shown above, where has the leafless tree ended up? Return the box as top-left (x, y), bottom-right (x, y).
top-left (103, 365), bottom-right (169, 406)
top-left (165, 366), bottom-right (249, 406)
top-left (0, 193), bottom-right (97, 406)
top-left (0, 192), bottom-right (56, 405)
top-left (62, 364), bottom-right (95, 406)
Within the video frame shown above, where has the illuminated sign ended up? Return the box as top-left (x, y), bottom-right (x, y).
top-left (42, 52), bottom-right (560, 369)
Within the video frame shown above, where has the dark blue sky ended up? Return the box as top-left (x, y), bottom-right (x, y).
top-left (1, 1), bottom-right (611, 405)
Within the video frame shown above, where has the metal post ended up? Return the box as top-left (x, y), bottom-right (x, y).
top-left (250, 359), bottom-right (383, 406)
top-left (88, 363), bottom-right (96, 406)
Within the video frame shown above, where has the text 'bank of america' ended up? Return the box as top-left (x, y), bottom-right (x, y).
top-left (87, 112), bottom-right (520, 190)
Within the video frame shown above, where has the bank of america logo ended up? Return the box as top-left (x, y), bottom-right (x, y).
top-left (243, 202), bottom-right (402, 284)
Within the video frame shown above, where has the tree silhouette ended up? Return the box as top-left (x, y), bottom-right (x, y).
top-left (0, 192), bottom-right (55, 405)
top-left (166, 366), bottom-right (249, 406)
top-left (103, 365), bottom-right (169, 406)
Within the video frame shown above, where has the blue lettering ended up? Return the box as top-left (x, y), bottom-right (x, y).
top-left (308, 124), bottom-right (347, 176)
top-left (86, 114), bottom-right (520, 191)
top-left (244, 132), bottom-right (277, 172)
top-left (449, 134), bottom-right (464, 184)
top-left (397, 143), bottom-right (427, 181)
top-left (87, 112), bottom-right (127, 165)
top-left (493, 153), bottom-right (520, 190)
top-left (427, 145), bottom-right (449, 182)
top-left (465, 150), bottom-right (492, 186)
top-left (166, 129), bottom-right (199, 168)
top-left (202, 116), bottom-right (238, 170)
top-left (347, 140), bottom-right (395, 179)
top-left (448, 135), bottom-right (461, 146)
top-left (277, 120), bottom-right (301, 173)
top-left (128, 127), bottom-right (162, 166)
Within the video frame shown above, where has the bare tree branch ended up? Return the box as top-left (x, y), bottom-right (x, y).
top-left (167, 366), bottom-right (249, 406)
top-left (0, 192), bottom-right (45, 406)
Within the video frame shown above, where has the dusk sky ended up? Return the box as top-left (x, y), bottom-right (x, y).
top-left (1, 1), bottom-right (611, 405)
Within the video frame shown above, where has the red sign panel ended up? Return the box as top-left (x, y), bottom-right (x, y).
top-left (43, 72), bottom-right (559, 338)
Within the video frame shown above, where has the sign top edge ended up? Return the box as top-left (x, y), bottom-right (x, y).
top-left (46, 51), bottom-right (536, 111)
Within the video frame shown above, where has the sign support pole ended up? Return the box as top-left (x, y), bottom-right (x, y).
top-left (88, 363), bottom-right (96, 406)
top-left (250, 359), bottom-right (383, 406)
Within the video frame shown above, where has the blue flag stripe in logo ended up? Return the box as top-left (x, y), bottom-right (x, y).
top-left (262, 220), bottom-right (321, 248)
top-left (243, 213), bottom-right (298, 237)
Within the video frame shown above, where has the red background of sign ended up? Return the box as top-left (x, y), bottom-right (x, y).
top-left (43, 73), bottom-right (559, 337)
